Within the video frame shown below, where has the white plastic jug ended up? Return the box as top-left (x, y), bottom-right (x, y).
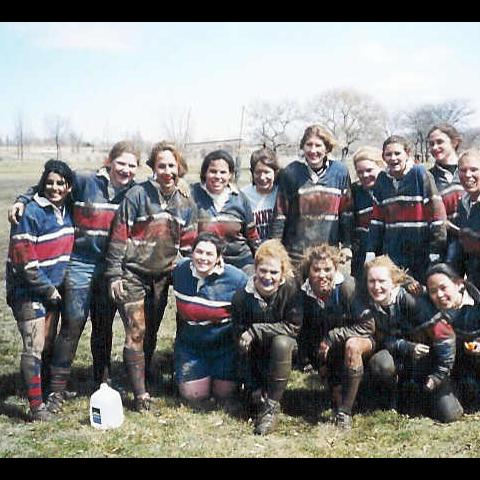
top-left (89, 382), bottom-right (124, 430)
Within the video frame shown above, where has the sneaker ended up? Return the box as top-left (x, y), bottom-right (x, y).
top-left (335, 410), bottom-right (353, 430)
top-left (134, 392), bottom-right (151, 413)
top-left (254, 398), bottom-right (280, 435)
top-left (45, 391), bottom-right (65, 414)
top-left (31, 403), bottom-right (55, 422)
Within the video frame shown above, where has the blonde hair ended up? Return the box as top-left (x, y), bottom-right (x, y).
top-left (364, 255), bottom-right (411, 286)
top-left (300, 124), bottom-right (337, 153)
top-left (255, 239), bottom-right (294, 279)
top-left (352, 146), bottom-right (386, 169)
top-left (299, 243), bottom-right (341, 281)
top-left (459, 148), bottom-right (480, 165)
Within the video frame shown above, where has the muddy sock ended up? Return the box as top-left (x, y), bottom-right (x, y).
top-left (340, 365), bottom-right (364, 415)
top-left (123, 347), bottom-right (146, 397)
top-left (21, 354), bottom-right (43, 410)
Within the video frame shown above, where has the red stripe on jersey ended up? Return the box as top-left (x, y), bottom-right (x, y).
top-left (441, 190), bottom-right (463, 218)
top-left (298, 191), bottom-right (341, 216)
top-left (430, 320), bottom-right (454, 340)
top-left (371, 203), bottom-right (384, 222)
top-left (382, 202), bottom-right (425, 223)
top-left (356, 210), bottom-right (372, 229)
top-left (74, 206), bottom-right (116, 231)
top-left (130, 220), bottom-right (173, 241)
top-left (10, 235), bottom-right (74, 265)
top-left (198, 220), bottom-right (241, 238)
top-left (460, 229), bottom-right (480, 255)
top-left (176, 299), bottom-right (230, 323)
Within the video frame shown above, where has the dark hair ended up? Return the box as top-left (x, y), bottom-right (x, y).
top-left (382, 135), bottom-right (412, 155)
top-left (425, 263), bottom-right (463, 283)
top-left (146, 141), bottom-right (188, 178)
top-left (249, 147), bottom-right (280, 185)
top-left (427, 123), bottom-right (463, 152)
top-left (37, 159), bottom-right (75, 198)
top-left (200, 150), bottom-right (235, 183)
top-left (192, 231), bottom-right (226, 257)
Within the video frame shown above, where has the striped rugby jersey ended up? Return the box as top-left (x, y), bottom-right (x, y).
top-left (7, 194), bottom-right (74, 302)
top-left (270, 158), bottom-right (353, 263)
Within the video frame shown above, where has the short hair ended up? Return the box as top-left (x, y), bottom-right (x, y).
top-left (352, 146), bottom-right (386, 169)
top-left (249, 148), bottom-right (280, 185)
top-left (382, 135), bottom-right (412, 156)
top-left (364, 255), bottom-right (411, 287)
top-left (425, 262), bottom-right (463, 284)
top-left (299, 243), bottom-right (341, 281)
top-left (200, 150), bottom-right (235, 183)
top-left (146, 141), bottom-right (188, 178)
top-left (300, 124), bottom-right (337, 153)
top-left (108, 140), bottom-right (141, 165)
top-left (37, 159), bottom-right (75, 197)
top-left (459, 148), bottom-right (480, 165)
top-left (192, 231), bottom-right (226, 257)
top-left (428, 123), bottom-right (463, 152)
top-left (254, 239), bottom-right (294, 279)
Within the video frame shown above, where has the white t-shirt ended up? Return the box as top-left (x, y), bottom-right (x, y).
top-left (241, 184), bottom-right (278, 242)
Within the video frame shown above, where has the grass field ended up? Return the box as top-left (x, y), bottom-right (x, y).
top-left (1, 158), bottom-right (480, 458)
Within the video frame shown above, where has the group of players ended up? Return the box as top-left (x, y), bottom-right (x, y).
top-left (6, 122), bottom-right (480, 435)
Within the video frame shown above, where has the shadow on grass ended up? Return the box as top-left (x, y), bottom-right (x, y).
top-left (0, 348), bottom-right (178, 420)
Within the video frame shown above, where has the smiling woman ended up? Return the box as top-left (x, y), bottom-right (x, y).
top-left (6, 159), bottom-right (75, 422)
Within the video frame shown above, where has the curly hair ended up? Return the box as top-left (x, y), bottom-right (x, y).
top-left (254, 239), bottom-right (294, 279)
top-left (298, 243), bottom-right (341, 281)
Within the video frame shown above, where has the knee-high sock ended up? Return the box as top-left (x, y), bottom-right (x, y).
top-left (123, 347), bottom-right (146, 397)
top-left (340, 365), bottom-right (364, 415)
top-left (21, 354), bottom-right (42, 409)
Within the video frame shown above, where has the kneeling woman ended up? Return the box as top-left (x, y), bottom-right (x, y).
top-left (172, 232), bottom-right (249, 409)
top-left (231, 240), bottom-right (303, 435)
top-left (6, 160), bottom-right (75, 421)
top-left (422, 263), bottom-right (480, 412)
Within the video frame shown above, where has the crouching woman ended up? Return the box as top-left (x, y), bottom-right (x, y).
top-left (172, 232), bottom-right (249, 410)
top-left (231, 239), bottom-right (302, 435)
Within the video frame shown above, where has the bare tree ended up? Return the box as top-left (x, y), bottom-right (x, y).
top-left (306, 88), bottom-right (388, 160)
top-left (163, 107), bottom-right (193, 152)
top-left (14, 111), bottom-right (26, 161)
top-left (246, 99), bottom-right (301, 151)
top-left (69, 130), bottom-right (84, 153)
top-left (45, 115), bottom-right (70, 160)
top-left (401, 99), bottom-right (475, 161)
top-left (462, 127), bottom-right (480, 150)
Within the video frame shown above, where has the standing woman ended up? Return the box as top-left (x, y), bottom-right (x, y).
top-left (231, 239), bottom-right (302, 435)
top-left (104, 142), bottom-right (198, 411)
top-left (270, 124), bottom-right (353, 266)
top-left (428, 124), bottom-right (464, 257)
top-left (172, 232), bottom-right (249, 410)
top-left (351, 146), bottom-right (386, 278)
top-left (447, 149), bottom-right (480, 289)
top-left (6, 160), bottom-right (75, 421)
top-left (366, 135), bottom-right (447, 284)
top-left (241, 147), bottom-right (280, 242)
top-left (191, 150), bottom-right (260, 274)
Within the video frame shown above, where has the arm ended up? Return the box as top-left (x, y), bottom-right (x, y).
top-left (178, 200), bottom-right (198, 258)
top-left (9, 211), bottom-right (59, 301)
top-left (268, 169), bottom-right (288, 240)
top-left (104, 197), bottom-right (134, 300)
top-left (366, 192), bottom-right (384, 258)
top-left (424, 170), bottom-right (447, 257)
top-left (338, 173), bottom-right (354, 249)
top-left (8, 185), bottom-right (38, 225)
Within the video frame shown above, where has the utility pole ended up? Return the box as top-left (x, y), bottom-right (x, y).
top-left (235, 105), bottom-right (245, 183)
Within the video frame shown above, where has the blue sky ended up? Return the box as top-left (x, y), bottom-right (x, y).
top-left (1, 22), bottom-right (479, 143)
